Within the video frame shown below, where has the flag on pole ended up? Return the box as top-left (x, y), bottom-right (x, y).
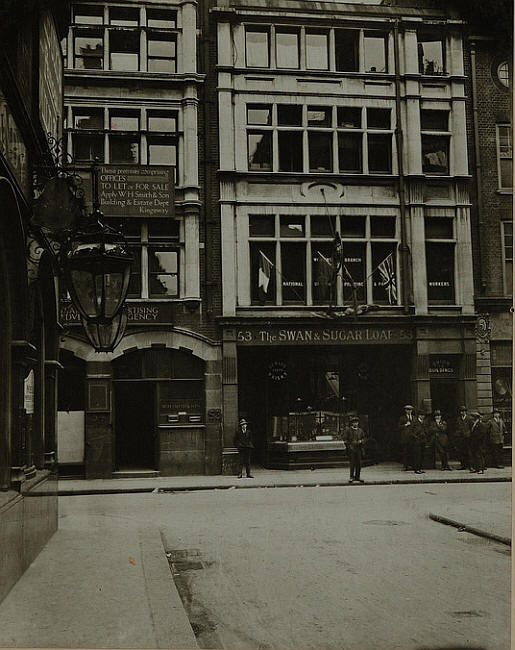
top-left (316, 250), bottom-right (333, 300)
top-left (376, 252), bottom-right (397, 304)
top-left (258, 250), bottom-right (274, 300)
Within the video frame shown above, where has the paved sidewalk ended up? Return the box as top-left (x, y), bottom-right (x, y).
top-left (57, 462), bottom-right (512, 495)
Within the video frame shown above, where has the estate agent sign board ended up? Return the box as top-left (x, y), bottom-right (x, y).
top-left (98, 165), bottom-right (175, 218)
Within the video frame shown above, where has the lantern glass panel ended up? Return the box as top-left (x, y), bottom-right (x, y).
top-left (70, 269), bottom-right (99, 318)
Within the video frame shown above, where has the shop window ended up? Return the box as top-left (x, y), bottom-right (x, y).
top-left (335, 29), bottom-right (359, 72)
top-left (250, 242), bottom-right (276, 303)
top-left (72, 133), bottom-right (104, 161)
top-left (73, 108), bottom-right (103, 130)
top-left (122, 220), bottom-right (180, 300)
top-left (277, 105), bottom-right (302, 126)
top-left (74, 30), bottom-right (103, 69)
top-left (248, 104), bottom-right (272, 126)
top-left (148, 34), bottom-right (176, 72)
top-left (276, 28), bottom-right (299, 69)
top-left (308, 132), bottom-right (332, 172)
top-left (109, 134), bottom-right (139, 164)
top-left (147, 111), bottom-right (178, 132)
top-left (281, 242), bottom-right (306, 303)
top-left (109, 6), bottom-right (139, 26)
top-left (249, 214), bottom-right (275, 237)
top-left (367, 108), bottom-right (391, 130)
top-left (280, 215), bottom-right (305, 237)
top-left (497, 125), bottom-right (513, 190)
top-left (248, 131), bottom-right (272, 171)
top-left (420, 109), bottom-right (448, 132)
top-left (502, 221), bottom-right (513, 295)
top-left (418, 34), bottom-right (445, 75)
top-left (364, 33), bottom-right (387, 73)
top-left (372, 242), bottom-right (398, 304)
top-left (426, 242), bottom-right (455, 303)
top-left (110, 110), bottom-right (139, 131)
top-left (338, 133), bottom-right (362, 173)
top-left (368, 134), bottom-right (392, 173)
top-left (109, 30), bottom-right (139, 71)
top-left (422, 135), bottom-right (449, 175)
top-left (312, 242), bottom-right (334, 304)
top-left (246, 27), bottom-right (269, 68)
top-left (147, 9), bottom-right (177, 29)
top-left (278, 132), bottom-right (303, 172)
top-left (306, 30), bottom-right (329, 70)
top-left (74, 4), bottom-right (103, 25)
top-left (337, 107), bottom-right (361, 128)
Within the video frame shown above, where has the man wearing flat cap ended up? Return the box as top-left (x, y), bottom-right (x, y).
top-left (487, 409), bottom-right (506, 469)
top-left (398, 405), bottom-right (415, 470)
top-left (345, 416), bottom-right (365, 483)
top-left (469, 412), bottom-right (486, 474)
top-left (234, 417), bottom-right (254, 478)
top-left (454, 405), bottom-right (472, 470)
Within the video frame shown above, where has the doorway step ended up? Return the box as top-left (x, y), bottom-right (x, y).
top-left (112, 470), bottom-right (160, 479)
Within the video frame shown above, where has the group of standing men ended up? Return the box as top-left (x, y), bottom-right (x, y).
top-left (399, 404), bottom-right (506, 474)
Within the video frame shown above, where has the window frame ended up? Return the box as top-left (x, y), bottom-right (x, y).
top-left (501, 221), bottom-right (513, 296)
top-left (496, 124), bottom-right (513, 191)
top-left (417, 33), bottom-right (446, 76)
top-left (424, 217), bottom-right (456, 304)
top-left (245, 26), bottom-right (270, 68)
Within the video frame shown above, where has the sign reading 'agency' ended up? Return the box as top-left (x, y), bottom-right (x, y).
top-left (98, 165), bottom-right (175, 218)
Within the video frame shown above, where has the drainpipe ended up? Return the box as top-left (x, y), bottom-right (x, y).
top-left (393, 20), bottom-right (411, 314)
top-left (469, 40), bottom-right (485, 291)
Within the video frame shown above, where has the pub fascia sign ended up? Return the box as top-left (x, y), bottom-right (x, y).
top-left (98, 165), bottom-right (175, 218)
top-left (236, 326), bottom-right (413, 345)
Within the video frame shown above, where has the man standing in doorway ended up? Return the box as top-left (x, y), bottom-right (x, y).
top-left (234, 418), bottom-right (254, 478)
top-left (398, 405), bottom-right (415, 470)
top-left (487, 409), bottom-right (506, 469)
top-left (345, 416), bottom-right (365, 483)
top-left (455, 406), bottom-right (472, 470)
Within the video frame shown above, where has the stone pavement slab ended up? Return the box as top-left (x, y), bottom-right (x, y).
top-left (0, 516), bottom-right (198, 648)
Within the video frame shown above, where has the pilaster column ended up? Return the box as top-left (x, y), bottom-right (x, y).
top-left (408, 182), bottom-right (428, 314)
top-left (182, 95), bottom-right (199, 189)
top-left (204, 358), bottom-right (223, 475)
top-left (455, 183), bottom-right (474, 315)
top-left (181, 1), bottom-right (197, 74)
top-left (222, 330), bottom-right (239, 474)
top-left (183, 205), bottom-right (200, 300)
top-left (221, 190), bottom-right (237, 316)
top-left (411, 338), bottom-right (431, 412)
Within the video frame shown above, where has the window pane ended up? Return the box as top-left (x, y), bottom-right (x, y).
top-left (74, 110), bottom-right (103, 129)
top-left (337, 107), bottom-right (361, 128)
top-left (110, 136), bottom-right (139, 163)
top-left (276, 30), bottom-right (299, 69)
top-left (367, 108), bottom-right (391, 129)
top-left (110, 112), bottom-right (139, 130)
top-left (503, 221), bottom-right (513, 294)
top-left (127, 246), bottom-right (142, 298)
top-left (277, 105), bottom-right (302, 126)
top-left (110, 32), bottom-right (139, 71)
top-left (247, 105), bottom-right (272, 125)
top-left (74, 5), bottom-right (103, 24)
top-left (500, 159), bottom-right (513, 189)
top-left (248, 132), bottom-right (272, 170)
top-left (250, 243), bottom-right (276, 303)
top-left (418, 37), bottom-right (444, 75)
top-left (278, 131), bottom-right (303, 172)
top-left (338, 133), bottom-right (362, 172)
top-left (148, 58), bottom-right (176, 73)
top-left (149, 249), bottom-right (178, 297)
top-left (420, 110), bottom-right (448, 131)
top-left (422, 135), bottom-right (449, 174)
top-left (364, 34), bottom-right (387, 73)
top-left (109, 6), bottom-right (139, 26)
top-left (335, 30), bottom-right (358, 72)
top-left (342, 242), bottom-right (365, 302)
top-left (73, 134), bottom-right (104, 161)
top-left (150, 274), bottom-right (178, 297)
top-left (368, 134), bottom-right (392, 173)
top-left (280, 216), bottom-right (305, 237)
top-left (311, 215), bottom-right (336, 237)
top-left (340, 216), bottom-right (365, 238)
top-left (148, 221), bottom-right (180, 239)
top-left (426, 242), bottom-right (455, 302)
top-left (246, 29), bottom-right (269, 68)
top-left (147, 9), bottom-right (176, 29)
top-left (372, 243), bottom-right (398, 304)
top-left (308, 132), bottom-right (332, 172)
top-left (74, 33), bottom-right (103, 68)
top-left (425, 217), bottom-right (453, 239)
top-left (497, 61), bottom-right (510, 88)
top-left (148, 141), bottom-right (176, 166)
top-left (306, 31), bottom-right (328, 70)
top-left (148, 113), bottom-right (177, 132)
top-left (249, 215), bottom-right (275, 237)
top-left (312, 242), bottom-right (335, 304)
top-left (148, 37), bottom-right (175, 58)
top-left (307, 107), bottom-right (332, 127)
top-left (371, 216), bottom-right (396, 238)
top-left (149, 249), bottom-right (177, 273)
top-left (281, 243), bottom-right (306, 302)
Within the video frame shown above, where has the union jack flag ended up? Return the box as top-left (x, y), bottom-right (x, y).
top-left (376, 252), bottom-right (397, 304)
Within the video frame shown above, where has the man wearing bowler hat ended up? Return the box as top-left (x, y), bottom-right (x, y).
top-left (398, 405), bottom-right (415, 470)
top-left (345, 416), bottom-right (365, 483)
top-left (234, 417), bottom-right (254, 478)
top-left (455, 405), bottom-right (472, 470)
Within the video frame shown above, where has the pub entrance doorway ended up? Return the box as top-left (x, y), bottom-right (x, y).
top-left (114, 382), bottom-right (156, 470)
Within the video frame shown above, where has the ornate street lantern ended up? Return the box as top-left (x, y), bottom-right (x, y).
top-left (63, 209), bottom-right (132, 324)
top-left (81, 306), bottom-right (128, 353)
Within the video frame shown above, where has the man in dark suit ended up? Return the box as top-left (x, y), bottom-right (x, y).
top-left (411, 410), bottom-right (427, 474)
top-left (345, 416), bottom-right (365, 483)
top-left (398, 405), bottom-right (415, 471)
top-left (469, 412), bottom-right (487, 474)
top-left (454, 405), bottom-right (472, 470)
top-left (487, 409), bottom-right (506, 469)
